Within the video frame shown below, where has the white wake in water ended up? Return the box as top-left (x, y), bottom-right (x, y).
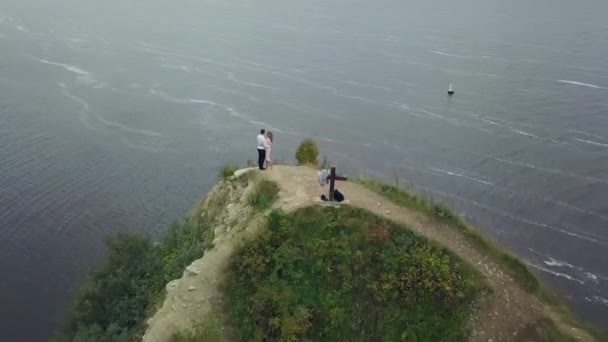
top-left (34, 57), bottom-right (99, 85)
top-left (492, 156), bottom-right (608, 185)
top-left (543, 257), bottom-right (583, 271)
top-left (226, 72), bottom-right (279, 91)
top-left (428, 185), bottom-right (606, 244)
top-left (376, 162), bottom-right (608, 245)
top-left (512, 130), bottom-right (541, 139)
top-left (575, 138), bottom-right (608, 148)
top-left (424, 159), bottom-right (608, 221)
top-left (230, 57), bottom-right (283, 71)
top-left (160, 64), bottom-right (191, 72)
top-left (480, 55), bottom-right (510, 62)
top-left (528, 263), bottom-right (585, 284)
top-left (208, 86), bottom-right (258, 101)
top-left (586, 296), bottom-right (608, 306)
top-left (92, 113), bottom-right (163, 137)
top-left (58, 83), bottom-right (95, 131)
top-left (428, 167), bottom-right (494, 186)
top-left (34, 58), bottom-right (89, 75)
top-left (428, 50), bottom-right (473, 59)
top-left (567, 129), bottom-right (607, 141)
top-left (335, 78), bottom-right (393, 92)
top-left (529, 249), bottom-right (608, 288)
top-left (557, 80), bottom-right (608, 90)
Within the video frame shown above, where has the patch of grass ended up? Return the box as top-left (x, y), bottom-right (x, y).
top-left (170, 316), bottom-right (224, 342)
top-left (59, 216), bottom-right (214, 341)
top-left (247, 179), bottom-right (280, 211)
top-left (226, 206), bottom-right (485, 341)
top-left (357, 179), bottom-right (539, 292)
top-left (295, 139), bottom-right (319, 166)
top-left (546, 326), bottom-right (576, 342)
top-left (219, 164), bottom-right (240, 180)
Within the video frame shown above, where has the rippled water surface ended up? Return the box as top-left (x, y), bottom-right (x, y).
top-left (1, 0), bottom-right (608, 339)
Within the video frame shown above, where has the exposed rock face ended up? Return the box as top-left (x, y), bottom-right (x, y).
top-left (143, 175), bottom-right (258, 342)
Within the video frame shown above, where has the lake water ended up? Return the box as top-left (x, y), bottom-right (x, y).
top-left (1, 0), bottom-right (607, 339)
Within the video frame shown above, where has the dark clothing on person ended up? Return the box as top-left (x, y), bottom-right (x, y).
top-left (321, 189), bottom-right (345, 202)
top-left (257, 148), bottom-right (266, 170)
top-left (333, 189), bottom-right (345, 202)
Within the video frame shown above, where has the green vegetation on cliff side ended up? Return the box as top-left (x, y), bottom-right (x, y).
top-left (58, 215), bottom-right (214, 341)
top-left (226, 206), bottom-right (486, 341)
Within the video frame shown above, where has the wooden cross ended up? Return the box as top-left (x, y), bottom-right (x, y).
top-left (328, 167), bottom-right (348, 201)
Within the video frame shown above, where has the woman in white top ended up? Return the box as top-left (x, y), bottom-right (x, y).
top-left (265, 131), bottom-right (274, 169)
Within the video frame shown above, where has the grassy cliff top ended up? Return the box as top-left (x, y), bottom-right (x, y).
top-left (60, 165), bottom-right (603, 342)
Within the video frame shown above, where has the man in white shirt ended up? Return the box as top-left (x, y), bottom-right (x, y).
top-left (256, 129), bottom-right (267, 170)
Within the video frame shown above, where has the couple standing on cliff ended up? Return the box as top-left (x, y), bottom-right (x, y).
top-left (256, 129), bottom-right (274, 170)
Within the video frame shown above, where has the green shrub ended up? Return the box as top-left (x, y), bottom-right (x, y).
top-left (248, 180), bottom-right (280, 211)
top-left (59, 217), bottom-right (214, 341)
top-left (59, 234), bottom-right (160, 339)
top-left (226, 206), bottom-right (483, 341)
top-left (219, 165), bottom-right (239, 180)
top-left (295, 139), bottom-right (319, 166)
top-left (170, 316), bottom-right (224, 342)
top-left (72, 324), bottom-right (130, 342)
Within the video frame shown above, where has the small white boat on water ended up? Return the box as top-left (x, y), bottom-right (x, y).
top-left (448, 83), bottom-right (455, 95)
